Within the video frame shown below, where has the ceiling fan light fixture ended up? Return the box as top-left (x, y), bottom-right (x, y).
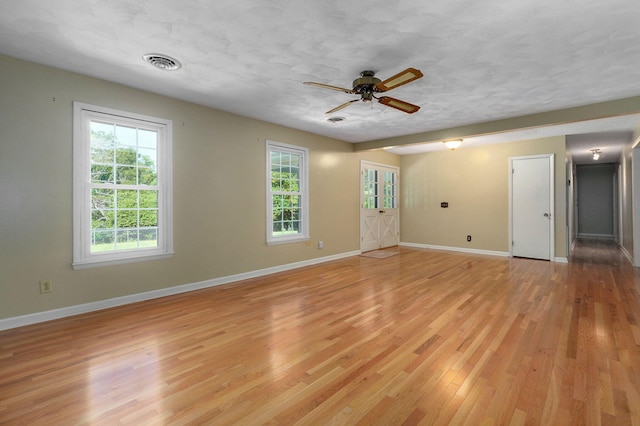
top-left (444, 139), bottom-right (463, 150)
top-left (143, 53), bottom-right (182, 71)
top-left (304, 67), bottom-right (423, 116)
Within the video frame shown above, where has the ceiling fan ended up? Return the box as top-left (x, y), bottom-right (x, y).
top-left (304, 67), bottom-right (424, 115)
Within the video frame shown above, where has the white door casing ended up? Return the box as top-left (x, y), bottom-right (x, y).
top-left (360, 161), bottom-right (399, 252)
top-left (510, 154), bottom-right (555, 261)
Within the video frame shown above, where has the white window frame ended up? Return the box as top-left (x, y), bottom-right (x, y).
top-left (72, 102), bottom-right (173, 269)
top-left (266, 140), bottom-right (309, 245)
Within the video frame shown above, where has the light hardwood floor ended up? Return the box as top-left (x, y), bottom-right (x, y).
top-left (1, 241), bottom-right (640, 425)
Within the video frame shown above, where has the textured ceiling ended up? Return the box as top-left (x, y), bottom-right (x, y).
top-left (1, 0), bottom-right (640, 154)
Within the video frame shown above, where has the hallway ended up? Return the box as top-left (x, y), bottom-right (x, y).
top-left (571, 237), bottom-right (630, 266)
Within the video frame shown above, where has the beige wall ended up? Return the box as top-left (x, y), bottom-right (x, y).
top-left (400, 137), bottom-right (567, 257)
top-left (0, 55), bottom-right (398, 319)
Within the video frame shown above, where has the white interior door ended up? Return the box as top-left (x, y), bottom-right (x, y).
top-left (510, 155), bottom-right (554, 260)
top-left (361, 162), bottom-right (399, 252)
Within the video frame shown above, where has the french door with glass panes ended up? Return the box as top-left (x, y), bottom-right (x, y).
top-left (360, 161), bottom-right (399, 252)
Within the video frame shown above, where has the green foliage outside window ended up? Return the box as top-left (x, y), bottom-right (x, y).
top-left (271, 170), bottom-right (301, 234)
top-left (89, 128), bottom-right (159, 249)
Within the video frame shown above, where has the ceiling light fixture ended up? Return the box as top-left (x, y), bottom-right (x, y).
top-left (591, 149), bottom-right (601, 160)
top-left (443, 139), bottom-right (463, 150)
top-left (143, 53), bottom-right (182, 71)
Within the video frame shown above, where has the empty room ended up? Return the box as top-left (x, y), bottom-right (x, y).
top-left (2, 1), bottom-right (640, 424)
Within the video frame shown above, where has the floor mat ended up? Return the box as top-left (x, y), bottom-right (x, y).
top-left (360, 250), bottom-right (399, 259)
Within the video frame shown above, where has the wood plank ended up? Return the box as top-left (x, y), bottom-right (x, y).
top-left (1, 239), bottom-right (639, 424)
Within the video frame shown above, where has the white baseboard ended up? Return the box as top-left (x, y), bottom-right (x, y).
top-left (577, 233), bottom-right (615, 240)
top-left (400, 242), bottom-right (568, 263)
top-left (620, 245), bottom-right (634, 265)
top-left (400, 242), bottom-right (510, 258)
top-left (0, 250), bottom-right (360, 331)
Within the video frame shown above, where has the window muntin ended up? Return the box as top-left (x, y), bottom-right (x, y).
top-left (89, 121), bottom-right (159, 253)
top-left (73, 103), bottom-right (173, 268)
top-left (266, 141), bottom-right (309, 245)
top-left (363, 168), bottom-right (397, 210)
top-left (363, 168), bottom-right (378, 209)
top-left (383, 170), bottom-right (397, 209)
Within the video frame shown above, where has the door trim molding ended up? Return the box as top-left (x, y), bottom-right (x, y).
top-left (508, 153), bottom-right (555, 260)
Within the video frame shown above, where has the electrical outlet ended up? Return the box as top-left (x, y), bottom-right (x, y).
top-left (40, 280), bottom-right (53, 294)
top-left (467, 235), bottom-right (472, 242)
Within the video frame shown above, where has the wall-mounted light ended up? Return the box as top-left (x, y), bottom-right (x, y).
top-left (443, 139), bottom-right (463, 150)
top-left (591, 149), bottom-right (601, 160)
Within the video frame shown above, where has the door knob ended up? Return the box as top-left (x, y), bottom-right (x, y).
top-left (543, 213), bottom-right (550, 217)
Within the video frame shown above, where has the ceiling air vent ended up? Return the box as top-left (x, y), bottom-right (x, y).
top-left (327, 116), bottom-right (346, 123)
top-left (143, 53), bottom-right (182, 71)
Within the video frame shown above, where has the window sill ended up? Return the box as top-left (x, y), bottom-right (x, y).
top-left (72, 252), bottom-right (174, 270)
top-left (266, 236), bottom-right (310, 246)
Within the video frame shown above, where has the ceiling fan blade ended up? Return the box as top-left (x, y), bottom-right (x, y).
top-left (378, 96), bottom-right (421, 114)
top-left (375, 67), bottom-right (423, 92)
top-left (326, 99), bottom-right (360, 114)
top-left (304, 81), bottom-right (356, 94)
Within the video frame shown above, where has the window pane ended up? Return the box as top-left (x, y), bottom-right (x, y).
top-left (91, 145), bottom-right (114, 164)
top-left (117, 190), bottom-right (138, 208)
top-left (116, 209), bottom-right (137, 228)
top-left (116, 147), bottom-right (137, 165)
top-left (90, 122), bottom-right (115, 151)
top-left (116, 229), bottom-right (139, 250)
top-left (138, 167), bottom-right (157, 186)
top-left (91, 209), bottom-right (114, 229)
top-left (383, 171), bottom-right (397, 209)
top-left (92, 188), bottom-right (114, 208)
top-left (139, 210), bottom-right (158, 227)
top-left (91, 164), bottom-right (114, 184)
top-left (271, 151), bottom-right (281, 166)
top-left (139, 228), bottom-right (157, 242)
top-left (273, 194), bottom-right (284, 221)
top-left (92, 229), bottom-right (115, 252)
top-left (115, 125), bottom-right (137, 147)
top-left (138, 129), bottom-right (157, 149)
top-left (138, 148), bottom-right (157, 168)
top-left (116, 166), bottom-right (137, 184)
top-left (140, 190), bottom-right (158, 208)
top-left (271, 172), bottom-right (282, 192)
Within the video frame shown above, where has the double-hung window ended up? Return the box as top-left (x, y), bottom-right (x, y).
top-left (266, 141), bottom-right (309, 245)
top-left (73, 102), bottom-right (173, 269)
